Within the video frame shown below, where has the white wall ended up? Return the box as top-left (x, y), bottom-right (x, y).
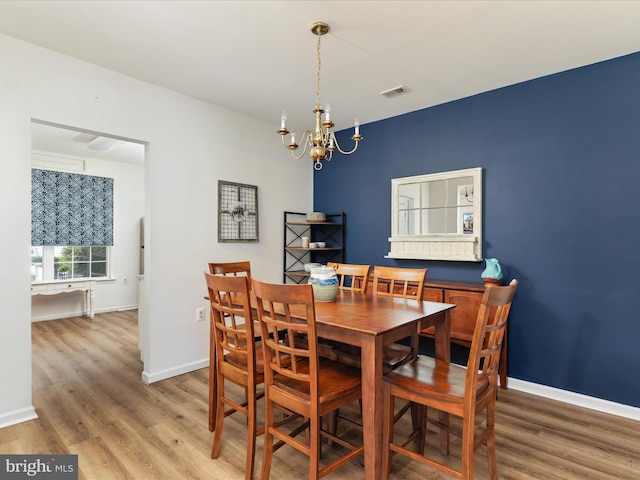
top-left (30, 153), bottom-right (144, 321)
top-left (0, 33), bottom-right (312, 427)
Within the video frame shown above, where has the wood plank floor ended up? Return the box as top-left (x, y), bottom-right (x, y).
top-left (1, 310), bottom-right (638, 479)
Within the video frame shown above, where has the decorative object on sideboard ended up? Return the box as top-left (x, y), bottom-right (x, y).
top-left (481, 257), bottom-right (503, 285)
top-left (276, 22), bottom-right (362, 171)
top-left (308, 265), bottom-right (339, 302)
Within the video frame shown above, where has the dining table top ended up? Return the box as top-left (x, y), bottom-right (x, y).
top-left (309, 289), bottom-right (455, 334)
top-left (247, 289), bottom-right (455, 345)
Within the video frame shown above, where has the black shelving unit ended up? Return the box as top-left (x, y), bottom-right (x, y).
top-left (283, 211), bottom-right (345, 284)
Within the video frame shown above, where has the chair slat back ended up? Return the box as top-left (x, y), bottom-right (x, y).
top-left (208, 261), bottom-right (252, 285)
top-left (252, 280), bottom-right (318, 394)
top-left (372, 266), bottom-right (427, 300)
top-left (329, 262), bottom-right (370, 294)
top-left (466, 279), bottom-right (518, 393)
top-left (204, 273), bottom-right (256, 366)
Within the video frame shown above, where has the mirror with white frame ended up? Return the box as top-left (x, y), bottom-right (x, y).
top-left (387, 167), bottom-right (482, 261)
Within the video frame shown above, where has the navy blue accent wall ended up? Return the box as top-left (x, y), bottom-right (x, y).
top-left (314, 52), bottom-right (640, 408)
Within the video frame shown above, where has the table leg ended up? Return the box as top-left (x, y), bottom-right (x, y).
top-left (360, 335), bottom-right (383, 480)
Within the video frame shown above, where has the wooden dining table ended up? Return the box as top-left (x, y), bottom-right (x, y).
top-left (209, 289), bottom-right (454, 480)
top-left (309, 291), bottom-right (454, 480)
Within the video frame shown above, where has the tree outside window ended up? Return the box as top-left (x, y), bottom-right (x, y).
top-left (31, 246), bottom-right (109, 281)
top-left (54, 246), bottom-right (108, 279)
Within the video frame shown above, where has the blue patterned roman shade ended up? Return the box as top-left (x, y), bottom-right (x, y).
top-left (31, 169), bottom-right (114, 246)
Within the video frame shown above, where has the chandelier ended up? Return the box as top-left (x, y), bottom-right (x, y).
top-left (277, 22), bottom-right (363, 171)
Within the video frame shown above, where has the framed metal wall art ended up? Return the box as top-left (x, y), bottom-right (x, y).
top-left (218, 180), bottom-right (259, 242)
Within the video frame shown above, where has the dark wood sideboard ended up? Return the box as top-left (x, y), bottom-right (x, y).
top-left (420, 279), bottom-right (508, 389)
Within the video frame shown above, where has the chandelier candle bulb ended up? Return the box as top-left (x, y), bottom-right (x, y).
top-left (354, 117), bottom-right (360, 135)
top-left (280, 111), bottom-right (287, 129)
top-left (325, 104), bottom-right (331, 121)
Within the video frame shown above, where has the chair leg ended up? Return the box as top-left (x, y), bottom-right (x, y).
top-left (209, 328), bottom-right (216, 432)
top-left (439, 410), bottom-right (450, 455)
top-left (325, 411), bottom-right (337, 447)
top-left (381, 386), bottom-right (394, 479)
top-left (414, 404), bottom-right (427, 454)
top-left (261, 404), bottom-right (275, 480)
top-left (325, 398), bottom-right (362, 448)
top-left (460, 412), bottom-right (475, 480)
top-left (245, 387), bottom-right (257, 480)
top-left (486, 401), bottom-right (498, 480)
top-left (309, 415), bottom-right (321, 480)
top-left (244, 386), bottom-right (250, 425)
top-left (211, 377), bottom-right (225, 458)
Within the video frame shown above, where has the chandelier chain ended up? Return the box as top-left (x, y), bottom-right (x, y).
top-left (316, 28), bottom-right (322, 109)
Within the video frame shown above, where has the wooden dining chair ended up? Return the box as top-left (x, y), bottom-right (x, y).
top-left (327, 265), bottom-right (428, 433)
top-left (321, 262), bottom-right (371, 363)
top-left (324, 264), bottom-right (426, 372)
top-left (204, 273), bottom-right (264, 480)
top-left (381, 279), bottom-right (518, 480)
top-left (208, 260), bottom-right (252, 283)
top-left (372, 265), bottom-right (427, 299)
top-left (322, 263), bottom-right (371, 438)
top-left (207, 261), bottom-right (252, 431)
top-left (372, 265), bottom-right (428, 369)
top-left (251, 279), bottom-right (364, 480)
top-left (327, 262), bottom-right (370, 293)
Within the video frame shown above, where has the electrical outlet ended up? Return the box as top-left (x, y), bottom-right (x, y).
top-left (196, 307), bottom-right (205, 322)
top-left (123, 277), bottom-right (128, 284)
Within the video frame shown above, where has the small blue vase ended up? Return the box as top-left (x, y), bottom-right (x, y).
top-left (481, 258), bottom-right (503, 280)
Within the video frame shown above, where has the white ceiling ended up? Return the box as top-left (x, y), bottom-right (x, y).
top-left (3, 1), bottom-right (640, 163)
top-left (30, 121), bottom-right (146, 166)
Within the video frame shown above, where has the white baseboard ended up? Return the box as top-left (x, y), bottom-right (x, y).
top-left (31, 304), bottom-right (138, 322)
top-left (509, 378), bottom-right (640, 421)
top-left (141, 358), bottom-right (208, 384)
top-left (116, 306), bottom-right (138, 312)
top-left (0, 405), bottom-right (38, 429)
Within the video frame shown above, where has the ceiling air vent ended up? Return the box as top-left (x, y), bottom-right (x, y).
top-left (87, 136), bottom-right (120, 152)
top-left (379, 85), bottom-right (408, 99)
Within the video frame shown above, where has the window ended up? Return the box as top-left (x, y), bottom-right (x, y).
top-left (387, 167), bottom-right (483, 261)
top-left (31, 246), bottom-right (110, 281)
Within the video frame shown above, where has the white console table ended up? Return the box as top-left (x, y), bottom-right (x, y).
top-left (31, 279), bottom-right (96, 319)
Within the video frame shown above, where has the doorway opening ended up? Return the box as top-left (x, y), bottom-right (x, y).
top-left (30, 119), bottom-right (147, 362)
